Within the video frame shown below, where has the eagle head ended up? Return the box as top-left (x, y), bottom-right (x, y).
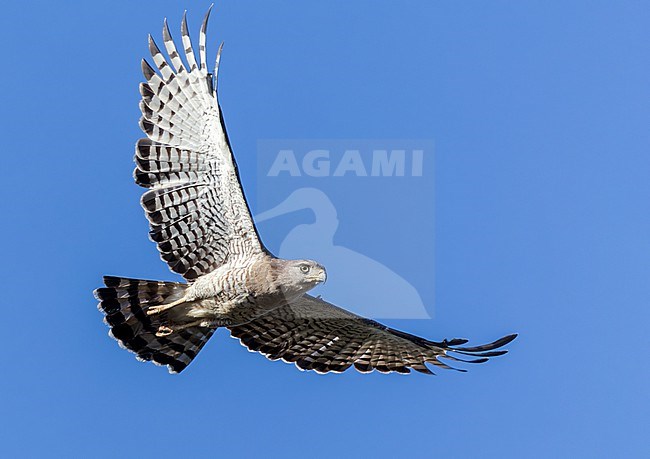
top-left (273, 259), bottom-right (327, 299)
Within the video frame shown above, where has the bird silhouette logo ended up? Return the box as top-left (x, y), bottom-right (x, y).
top-left (255, 187), bottom-right (431, 319)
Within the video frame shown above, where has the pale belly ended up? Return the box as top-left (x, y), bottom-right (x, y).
top-left (179, 257), bottom-right (282, 326)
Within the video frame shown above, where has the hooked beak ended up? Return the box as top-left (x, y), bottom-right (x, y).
top-left (309, 267), bottom-right (327, 284)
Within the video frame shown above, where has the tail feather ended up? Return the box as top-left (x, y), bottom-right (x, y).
top-left (94, 276), bottom-right (216, 373)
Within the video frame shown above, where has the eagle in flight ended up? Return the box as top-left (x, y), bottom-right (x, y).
top-left (95, 7), bottom-right (517, 375)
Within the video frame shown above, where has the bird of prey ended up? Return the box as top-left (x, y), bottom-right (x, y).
top-left (95, 7), bottom-right (517, 375)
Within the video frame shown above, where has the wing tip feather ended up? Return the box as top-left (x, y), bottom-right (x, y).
top-left (141, 59), bottom-right (156, 80)
top-left (181, 10), bottom-right (189, 35)
top-left (202, 4), bottom-right (214, 33)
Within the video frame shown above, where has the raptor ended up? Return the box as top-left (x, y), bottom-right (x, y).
top-left (95, 7), bottom-right (517, 374)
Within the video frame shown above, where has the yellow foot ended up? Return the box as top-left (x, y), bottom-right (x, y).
top-left (156, 325), bottom-right (174, 337)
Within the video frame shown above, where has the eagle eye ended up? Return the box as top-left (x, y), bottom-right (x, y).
top-left (300, 265), bottom-right (310, 274)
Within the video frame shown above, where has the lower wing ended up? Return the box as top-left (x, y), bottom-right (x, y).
top-left (228, 294), bottom-right (516, 374)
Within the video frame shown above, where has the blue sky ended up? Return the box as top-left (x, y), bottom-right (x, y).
top-left (1, 1), bottom-right (648, 457)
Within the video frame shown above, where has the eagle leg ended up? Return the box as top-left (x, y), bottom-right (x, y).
top-left (147, 298), bottom-right (186, 316)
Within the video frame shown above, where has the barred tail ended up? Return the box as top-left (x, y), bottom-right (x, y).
top-left (94, 276), bottom-right (216, 373)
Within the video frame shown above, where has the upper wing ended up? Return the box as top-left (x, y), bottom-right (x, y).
top-left (229, 295), bottom-right (517, 374)
top-left (135, 8), bottom-right (265, 281)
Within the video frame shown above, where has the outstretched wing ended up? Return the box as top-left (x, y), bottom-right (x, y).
top-left (135, 8), bottom-right (264, 281)
top-left (229, 295), bottom-right (517, 374)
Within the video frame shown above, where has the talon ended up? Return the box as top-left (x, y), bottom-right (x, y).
top-left (156, 325), bottom-right (174, 337)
